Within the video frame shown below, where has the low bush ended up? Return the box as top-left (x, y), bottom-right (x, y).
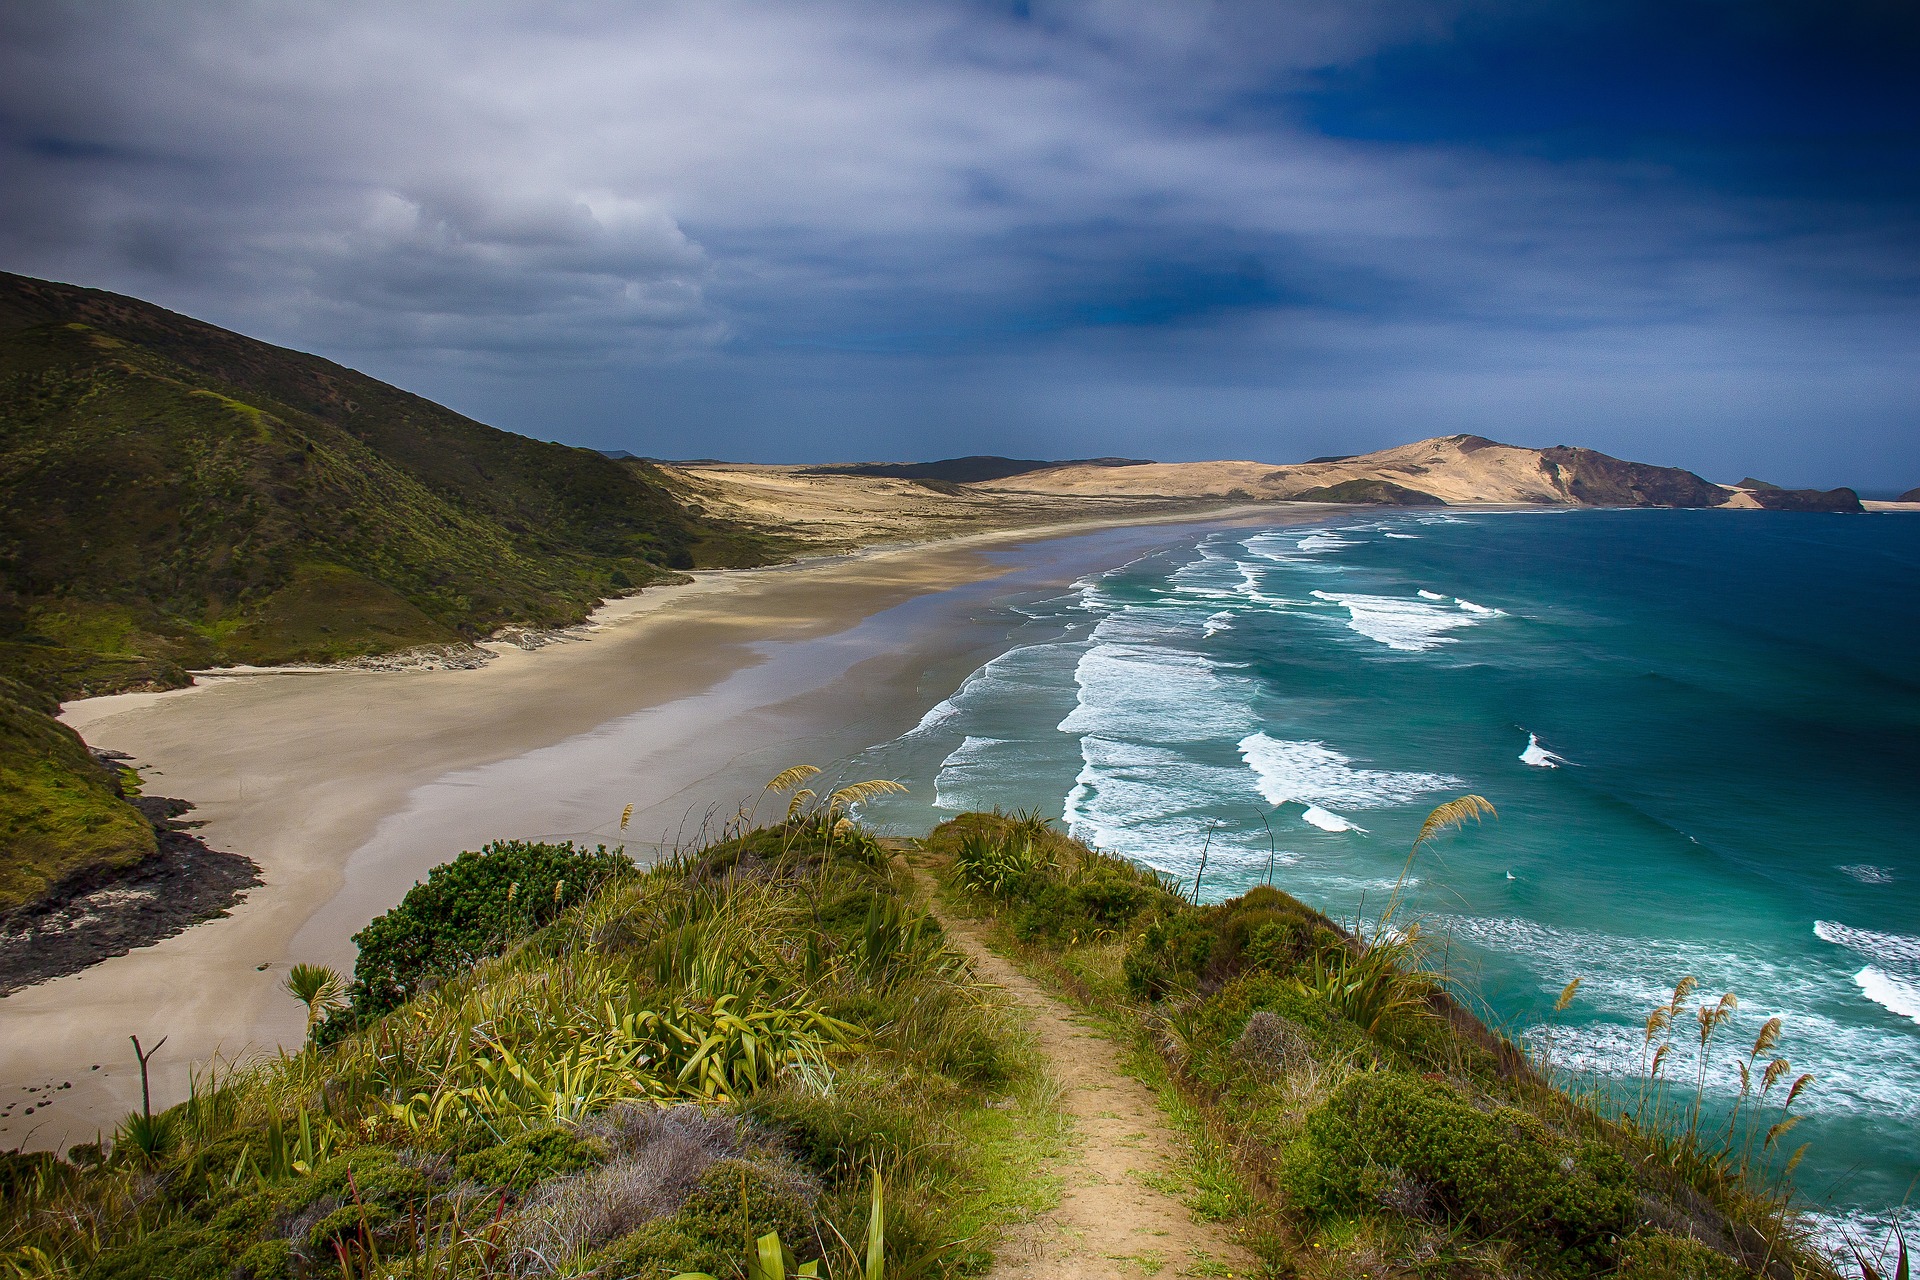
top-left (338, 838), bottom-right (635, 1026)
top-left (454, 1125), bottom-right (605, 1190)
top-left (1280, 1071), bottom-right (1638, 1269)
top-left (1122, 910), bottom-right (1216, 998)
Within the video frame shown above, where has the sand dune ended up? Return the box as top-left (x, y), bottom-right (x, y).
top-left (973, 434), bottom-right (1733, 507)
top-left (659, 462), bottom-right (1220, 549)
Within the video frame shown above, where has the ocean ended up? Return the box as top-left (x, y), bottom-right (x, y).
top-left (850, 508), bottom-right (1920, 1236)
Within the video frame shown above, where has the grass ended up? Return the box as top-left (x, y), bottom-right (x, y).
top-left (0, 809), bottom-right (1065, 1279)
top-left (920, 808), bottom-right (1841, 1280)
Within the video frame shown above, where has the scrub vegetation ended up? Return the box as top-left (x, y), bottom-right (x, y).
top-left (923, 808), bottom-right (1840, 1280)
top-left (0, 791), bottom-right (1063, 1279)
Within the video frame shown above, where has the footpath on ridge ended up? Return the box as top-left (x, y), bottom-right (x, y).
top-left (911, 864), bottom-right (1257, 1279)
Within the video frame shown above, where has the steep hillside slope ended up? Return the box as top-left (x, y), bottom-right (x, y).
top-left (976, 434), bottom-right (1733, 507)
top-left (0, 271), bottom-right (783, 919)
top-left (0, 271), bottom-right (782, 689)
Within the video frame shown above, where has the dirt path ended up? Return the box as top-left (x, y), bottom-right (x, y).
top-left (932, 906), bottom-right (1257, 1279)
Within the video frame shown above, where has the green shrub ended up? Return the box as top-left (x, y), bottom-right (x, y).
top-left (1123, 910), bottom-right (1215, 999)
top-left (747, 1080), bottom-right (961, 1189)
top-left (76, 1222), bottom-right (241, 1280)
top-left (1241, 917), bottom-right (1323, 974)
top-left (1280, 1072), bottom-right (1637, 1269)
top-left (340, 839), bottom-right (634, 1023)
top-left (455, 1125), bottom-right (607, 1190)
top-left (234, 1238), bottom-right (295, 1280)
top-left (300, 1146), bottom-right (434, 1210)
top-left (1616, 1231), bottom-right (1751, 1280)
top-left (306, 1201), bottom-right (395, 1252)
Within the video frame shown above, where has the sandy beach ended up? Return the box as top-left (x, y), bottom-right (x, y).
top-left (0, 504), bottom-right (1296, 1152)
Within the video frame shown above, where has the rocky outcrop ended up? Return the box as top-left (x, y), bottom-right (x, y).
top-left (1739, 486), bottom-right (1864, 513)
top-left (1535, 447), bottom-right (1729, 508)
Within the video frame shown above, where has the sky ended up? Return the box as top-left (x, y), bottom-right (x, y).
top-left (2, 1), bottom-right (1916, 486)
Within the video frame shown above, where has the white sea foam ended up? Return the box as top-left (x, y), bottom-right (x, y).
top-left (1301, 805), bottom-right (1367, 833)
top-left (1815, 920), bottom-right (1920, 972)
top-left (1060, 640), bottom-right (1254, 742)
top-left (1062, 735), bottom-right (1264, 876)
top-left (1203, 611), bottom-right (1235, 637)
top-left (1803, 1206), bottom-right (1920, 1278)
top-left (1238, 732), bottom-right (1460, 827)
top-left (1417, 589), bottom-right (1447, 601)
top-left (1838, 864), bottom-right (1897, 885)
top-left (1297, 532), bottom-right (1358, 553)
top-left (1308, 590), bottom-right (1486, 651)
top-left (1385, 532), bottom-right (1420, 540)
top-left (1855, 968), bottom-right (1920, 1026)
top-left (1455, 598), bottom-right (1504, 616)
top-left (1230, 563), bottom-right (1291, 607)
top-left (931, 736), bottom-right (1010, 811)
top-left (1815, 921), bottom-right (1920, 1025)
top-left (1519, 733), bottom-right (1566, 768)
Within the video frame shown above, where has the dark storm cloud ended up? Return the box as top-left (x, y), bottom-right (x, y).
top-left (0, 1), bottom-right (1914, 483)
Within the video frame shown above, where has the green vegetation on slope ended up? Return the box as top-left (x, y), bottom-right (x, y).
top-left (0, 674), bottom-right (154, 914)
top-left (925, 810), bottom-right (1835, 1280)
top-left (0, 272), bottom-right (789, 689)
top-left (1291, 478), bottom-right (1445, 506)
top-left (0, 806), bottom-right (1064, 1278)
top-left (0, 270), bottom-right (793, 915)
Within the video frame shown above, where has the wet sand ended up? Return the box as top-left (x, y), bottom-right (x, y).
top-left (0, 507), bottom-right (1293, 1151)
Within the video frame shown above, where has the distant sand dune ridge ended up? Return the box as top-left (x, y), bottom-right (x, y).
top-left (972, 434), bottom-right (1736, 507)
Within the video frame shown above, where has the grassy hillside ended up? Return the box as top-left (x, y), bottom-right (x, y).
top-left (0, 806), bottom-right (1059, 1279)
top-left (0, 271), bottom-right (790, 915)
top-left (922, 811), bottom-right (1836, 1280)
top-left (0, 799), bottom-right (1841, 1279)
top-left (0, 271), bottom-right (787, 688)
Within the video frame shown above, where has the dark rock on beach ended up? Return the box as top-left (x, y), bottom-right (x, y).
top-left (0, 794), bottom-right (260, 997)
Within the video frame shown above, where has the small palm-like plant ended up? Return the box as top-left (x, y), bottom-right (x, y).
top-left (284, 963), bottom-right (347, 1032)
top-left (1296, 927), bottom-right (1435, 1034)
top-left (114, 1109), bottom-right (179, 1164)
top-left (952, 829), bottom-right (1051, 898)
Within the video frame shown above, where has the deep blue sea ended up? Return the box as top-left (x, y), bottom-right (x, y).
top-left (853, 509), bottom-right (1920, 1237)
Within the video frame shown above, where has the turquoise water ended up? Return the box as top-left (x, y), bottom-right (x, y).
top-left (854, 509), bottom-right (1920, 1234)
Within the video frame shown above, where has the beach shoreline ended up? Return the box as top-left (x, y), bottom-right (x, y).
top-left (1, 500), bottom-right (1297, 1152)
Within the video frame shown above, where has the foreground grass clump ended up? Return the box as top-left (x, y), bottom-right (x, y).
top-left (0, 811), bottom-right (1053, 1278)
top-left (924, 810), bottom-right (1838, 1280)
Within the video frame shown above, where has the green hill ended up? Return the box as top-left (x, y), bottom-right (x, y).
top-left (0, 270), bottom-right (784, 686)
top-left (0, 270), bottom-right (787, 914)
